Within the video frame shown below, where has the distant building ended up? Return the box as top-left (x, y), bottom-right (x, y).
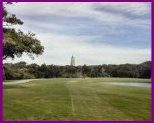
top-left (70, 55), bottom-right (75, 66)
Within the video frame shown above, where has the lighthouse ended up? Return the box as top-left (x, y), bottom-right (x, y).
top-left (70, 56), bottom-right (75, 66)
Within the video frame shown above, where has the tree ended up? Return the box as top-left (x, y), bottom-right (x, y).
top-left (2, 3), bottom-right (44, 80)
top-left (3, 3), bottom-right (44, 60)
top-left (82, 65), bottom-right (91, 78)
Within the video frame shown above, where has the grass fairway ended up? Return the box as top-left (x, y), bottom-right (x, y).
top-left (3, 78), bottom-right (151, 120)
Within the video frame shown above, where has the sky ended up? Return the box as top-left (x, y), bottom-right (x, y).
top-left (4, 2), bottom-right (151, 65)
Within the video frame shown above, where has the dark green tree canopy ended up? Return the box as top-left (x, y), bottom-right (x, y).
top-left (3, 61), bottom-right (151, 80)
top-left (3, 2), bottom-right (44, 60)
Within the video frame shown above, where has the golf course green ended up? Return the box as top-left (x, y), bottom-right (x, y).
top-left (3, 78), bottom-right (151, 120)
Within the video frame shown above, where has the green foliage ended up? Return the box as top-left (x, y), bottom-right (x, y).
top-left (3, 3), bottom-right (23, 25)
top-left (3, 3), bottom-right (44, 60)
top-left (105, 61), bottom-right (151, 78)
top-left (4, 63), bottom-right (35, 80)
top-left (3, 28), bottom-right (44, 60)
top-left (3, 61), bottom-right (151, 80)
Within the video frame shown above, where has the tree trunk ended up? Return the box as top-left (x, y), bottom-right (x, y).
top-left (2, 66), bottom-right (6, 81)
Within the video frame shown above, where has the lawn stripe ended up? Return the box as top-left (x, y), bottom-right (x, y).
top-left (71, 95), bottom-right (75, 115)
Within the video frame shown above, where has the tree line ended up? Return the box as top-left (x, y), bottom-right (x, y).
top-left (3, 61), bottom-right (151, 80)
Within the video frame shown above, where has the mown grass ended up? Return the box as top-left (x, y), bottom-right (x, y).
top-left (3, 78), bottom-right (151, 120)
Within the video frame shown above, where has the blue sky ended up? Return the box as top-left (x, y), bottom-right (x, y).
top-left (5, 2), bottom-right (151, 65)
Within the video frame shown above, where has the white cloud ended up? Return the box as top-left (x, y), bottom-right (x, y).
top-left (3, 2), bottom-right (151, 65)
top-left (4, 33), bottom-right (151, 65)
top-left (6, 2), bottom-right (151, 27)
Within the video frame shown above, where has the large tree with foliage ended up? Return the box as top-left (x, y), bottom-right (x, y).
top-left (3, 2), bottom-right (44, 60)
top-left (3, 3), bottom-right (44, 80)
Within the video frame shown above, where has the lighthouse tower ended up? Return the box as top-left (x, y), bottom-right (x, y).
top-left (70, 56), bottom-right (75, 66)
